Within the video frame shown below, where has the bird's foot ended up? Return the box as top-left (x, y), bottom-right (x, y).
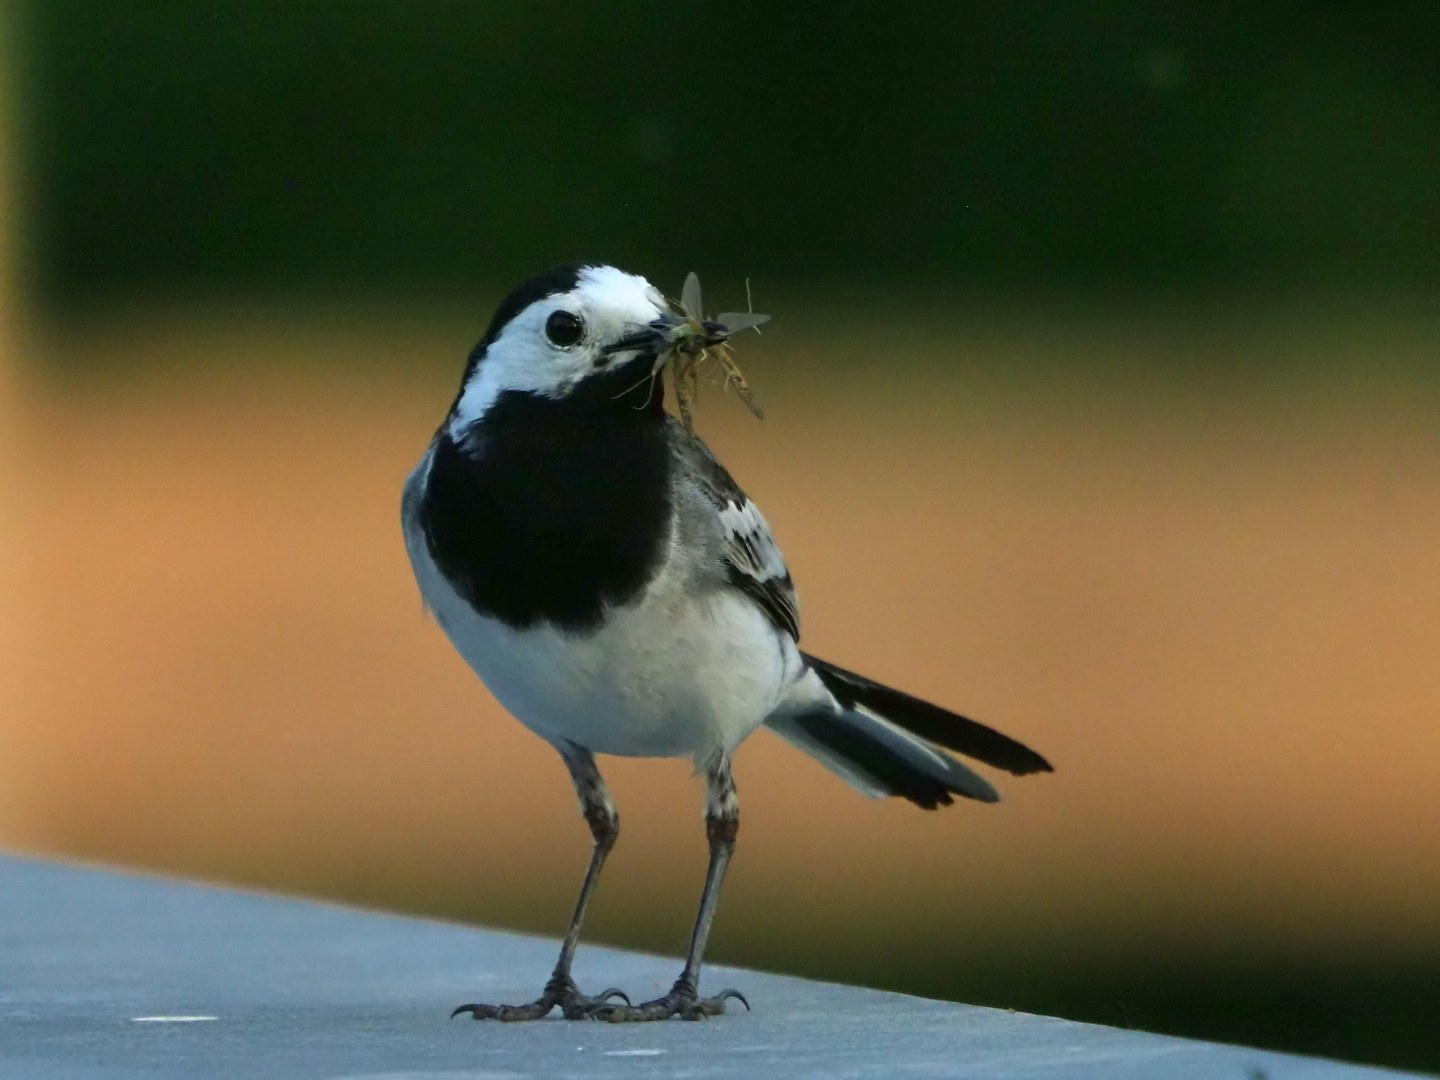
top-left (451, 972), bottom-right (630, 1022)
top-left (586, 977), bottom-right (749, 1022)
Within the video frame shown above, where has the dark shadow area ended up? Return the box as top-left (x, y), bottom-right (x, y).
top-left (936, 963), bottom-right (1440, 1075)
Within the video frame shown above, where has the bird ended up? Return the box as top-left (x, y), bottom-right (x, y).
top-left (401, 263), bottom-right (1052, 1023)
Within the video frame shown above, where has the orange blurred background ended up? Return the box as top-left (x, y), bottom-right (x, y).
top-left (3, 295), bottom-right (1438, 1064)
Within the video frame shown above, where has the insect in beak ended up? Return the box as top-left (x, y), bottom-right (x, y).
top-left (654, 273), bottom-right (771, 437)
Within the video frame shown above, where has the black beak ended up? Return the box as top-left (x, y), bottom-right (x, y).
top-left (601, 319), bottom-right (673, 357)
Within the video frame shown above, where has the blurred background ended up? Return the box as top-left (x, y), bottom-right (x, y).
top-left (2, 0), bottom-right (1439, 1070)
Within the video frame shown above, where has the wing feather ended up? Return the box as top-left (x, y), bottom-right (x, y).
top-left (675, 431), bottom-right (800, 641)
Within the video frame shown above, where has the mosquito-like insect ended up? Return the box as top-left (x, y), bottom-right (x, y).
top-left (657, 272), bottom-right (770, 437)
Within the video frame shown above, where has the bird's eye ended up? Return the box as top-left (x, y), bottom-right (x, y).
top-left (545, 310), bottom-right (584, 347)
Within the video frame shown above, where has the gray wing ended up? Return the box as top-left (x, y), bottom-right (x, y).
top-left (715, 311), bottom-right (771, 334)
top-left (674, 432), bottom-right (800, 641)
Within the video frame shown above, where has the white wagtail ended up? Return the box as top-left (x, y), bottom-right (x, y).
top-left (402, 264), bottom-right (1052, 1023)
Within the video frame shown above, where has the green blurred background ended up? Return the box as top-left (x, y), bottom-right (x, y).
top-left (22, 0), bottom-right (1440, 301)
top-left (3, 1), bottom-right (1439, 1072)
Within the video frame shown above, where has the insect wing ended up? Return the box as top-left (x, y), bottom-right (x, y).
top-left (715, 312), bottom-right (771, 334)
top-left (681, 272), bottom-right (704, 321)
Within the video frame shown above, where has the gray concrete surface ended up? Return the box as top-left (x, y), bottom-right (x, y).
top-left (0, 854), bottom-right (1416, 1079)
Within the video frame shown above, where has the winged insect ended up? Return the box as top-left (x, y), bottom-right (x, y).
top-left (657, 272), bottom-right (770, 437)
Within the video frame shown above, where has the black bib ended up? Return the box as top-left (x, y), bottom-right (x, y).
top-left (421, 366), bottom-right (671, 632)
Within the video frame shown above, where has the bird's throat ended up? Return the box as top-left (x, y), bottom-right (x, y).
top-left (422, 391), bottom-right (672, 632)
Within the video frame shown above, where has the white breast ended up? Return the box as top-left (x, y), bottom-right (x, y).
top-left (402, 455), bottom-right (803, 763)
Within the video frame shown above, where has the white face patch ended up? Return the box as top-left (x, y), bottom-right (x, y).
top-left (448, 266), bottom-right (668, 438)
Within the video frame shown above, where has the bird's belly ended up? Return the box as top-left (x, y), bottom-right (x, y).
top-left (412, 541), bottom-right (790, 760)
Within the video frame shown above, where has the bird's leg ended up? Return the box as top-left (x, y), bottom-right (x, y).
top-left (588, 755), bottom-right (750, 1022)
top-left (452, 743), bottom-right (630, 1021)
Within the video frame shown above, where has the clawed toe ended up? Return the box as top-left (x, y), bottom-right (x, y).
top-left (560, 987), bottom-right (631, 1020)
top-left (588, 984), bottom-right (749, 1023)
top-left (451, 978), bottom-right (631, 1022)
top-left (451, 999), bottom-right (553, 1022)
top-left (679, 988), bottom-right (750, 1021)
top-left (715, 988), bottom-right (750, 1011)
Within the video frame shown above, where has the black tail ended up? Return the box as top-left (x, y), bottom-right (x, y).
top-left (802, 653), bottom-right (1053, 777)
top-left (769, 706), bottom-right (1001, 808)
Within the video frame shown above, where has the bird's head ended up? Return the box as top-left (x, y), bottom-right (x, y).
top-left (447, 264), bottom-right (678, 437)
